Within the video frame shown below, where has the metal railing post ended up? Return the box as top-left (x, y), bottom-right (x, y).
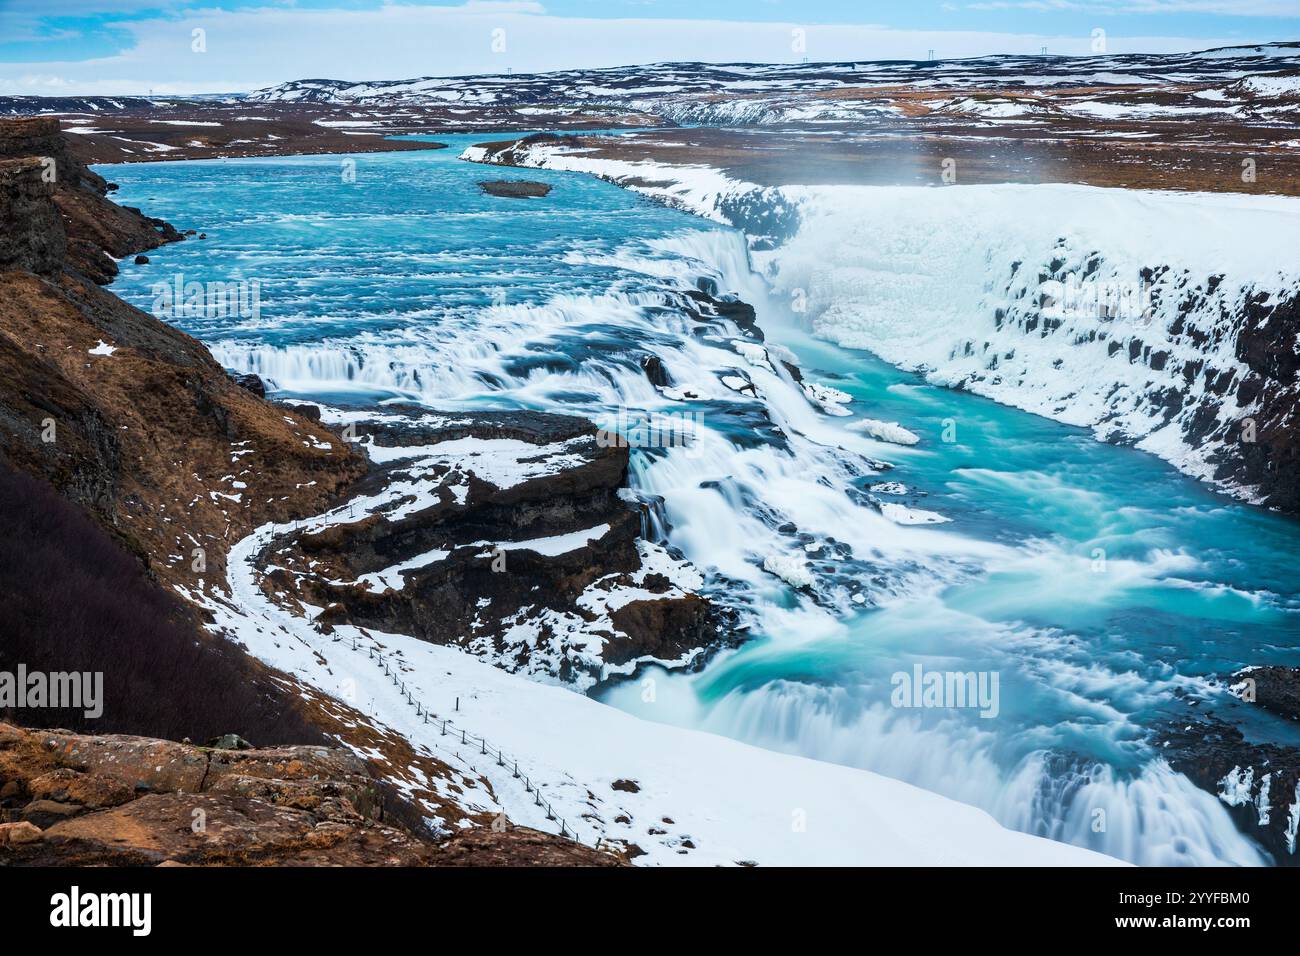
top-left (341, 638), bottom-right (582, 848)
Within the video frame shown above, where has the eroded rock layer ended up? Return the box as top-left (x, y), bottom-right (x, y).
top-left (245, 405), bottom-right (731, 686)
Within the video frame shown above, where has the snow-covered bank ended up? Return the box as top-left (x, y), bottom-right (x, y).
top-left (460, 141), bottom-right (796, 246)
top-left (207, 504), bottom-right (1120, 866)
top-left (465, 138), bottom-right (1300, 512)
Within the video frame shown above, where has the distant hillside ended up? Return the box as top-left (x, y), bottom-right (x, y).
top-left (245, 42), bottom-right (1300, 109)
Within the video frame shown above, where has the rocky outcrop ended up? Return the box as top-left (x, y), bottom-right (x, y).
top-left (1161, 670), bottom-right (1300, 865)
top-left (0, 157), bottom-right (64, 275)
top-left (0, 116), bottom-right (182, 284)
top-left (0, 722), bottom-right (620, 866)
top-left (246, 406), bottom-right (730, 686)
top-left (1159, 713), bottom-right (1300, 865)
top-left (607, 593), bottom-right (716, 666)
top-left (1212, 293), bottom-right (1300, 514)
top-left (1236, 666), bottom-right (1300, 722)
top-left (478, 179), bottom-right (551, 198)
top-left (685, 283), bottom-right (763, 340)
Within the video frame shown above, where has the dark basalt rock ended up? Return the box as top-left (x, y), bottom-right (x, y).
top-left (478, 179), bottom-right (551, 199)
top-left (230, 372), bottom-right (267, 398)
top-left (606, 594), bottom-right (714, 665)
top-left (1233, 666), bottom-right (1300, 722)
top-left (0, 118), bottom-right (185, 285)
top-left (0, 159), bottom-right (65, 276)
top-left (640, 354), bottom-right (671, 387)
top-left (1159, 712), bottom-right (1300, 865)
top-left (713, 298), bottom-right (758, 329)
top-left (682, 288), bottom-right (764, 341)
top-left (259, 407), bottom-right (733, 683)
top-left (1209, 286), bottom-right (1300, 515)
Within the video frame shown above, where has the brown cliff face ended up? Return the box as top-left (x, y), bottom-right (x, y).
top-left (0, 157), bottom-right (65, 275)
top-left (0, 116), bottom-right (182, 283)
top-left (0, 117), bottom-right (365, 591)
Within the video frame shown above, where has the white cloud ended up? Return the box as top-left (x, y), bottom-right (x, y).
top-left (0, 4), bottom-right (1261, 96)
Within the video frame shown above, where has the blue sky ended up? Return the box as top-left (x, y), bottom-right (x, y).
top-left (1, 1), bottom-right (1297, 95)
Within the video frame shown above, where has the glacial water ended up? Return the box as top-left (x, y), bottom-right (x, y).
top-left (103, 134), bottom-right (1300, 866)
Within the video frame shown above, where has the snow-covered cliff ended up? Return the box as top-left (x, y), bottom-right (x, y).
top-left (767, 183), bottom-right (1300, 513)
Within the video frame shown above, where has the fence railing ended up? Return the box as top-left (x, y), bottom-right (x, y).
top-left (349, 634), bottom-right (590, 847)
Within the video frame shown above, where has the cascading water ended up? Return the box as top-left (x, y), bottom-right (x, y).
top-left (104, 135), bottom-right (1299, 866)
